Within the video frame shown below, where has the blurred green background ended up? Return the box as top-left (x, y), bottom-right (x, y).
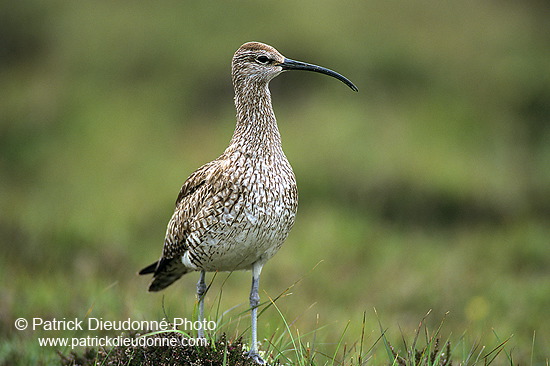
top-left (1, 0), bottom-right (549, 364)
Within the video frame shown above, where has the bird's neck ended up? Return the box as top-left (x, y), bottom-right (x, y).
top-left (229, 82), bottom-right (283, 157)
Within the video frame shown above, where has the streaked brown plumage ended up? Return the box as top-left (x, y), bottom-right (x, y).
top-left (140, 41), bottom-right (357, 364)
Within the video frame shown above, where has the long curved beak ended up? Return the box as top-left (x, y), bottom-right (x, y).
top-left (279, 58), bottom-right (358, 92)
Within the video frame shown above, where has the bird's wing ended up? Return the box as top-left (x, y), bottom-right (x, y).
top-left (140, 156), bottom-right (239, 291)
top-left (161, 157), bottom-right (236, 261)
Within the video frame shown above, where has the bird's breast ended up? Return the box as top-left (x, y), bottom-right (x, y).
top-left (191, 153), bottom-right (298, 272)
top-left (231, 153), bottom-right (297, 234)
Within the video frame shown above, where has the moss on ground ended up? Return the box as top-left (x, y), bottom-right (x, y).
top-left (58, 333), bottom-right (258, 366)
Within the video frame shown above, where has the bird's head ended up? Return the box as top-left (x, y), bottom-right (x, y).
top-left (232, 42), bottom-right (358, 92)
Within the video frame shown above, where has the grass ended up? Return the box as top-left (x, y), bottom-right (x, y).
top-left (41, 270), bottom-right (531, 365)
top-left (52, 294), bottom-right (521, 365)
top-left (2, 267), bottom-right (529, 365)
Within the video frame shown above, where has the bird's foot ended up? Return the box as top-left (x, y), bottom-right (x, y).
top-left (245, 350), bottom-right (267, 365)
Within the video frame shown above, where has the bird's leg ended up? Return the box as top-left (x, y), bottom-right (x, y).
top-left (196, 270), bottom-right (206, 339)
top-left (247, 262), bottom-right (265, 364)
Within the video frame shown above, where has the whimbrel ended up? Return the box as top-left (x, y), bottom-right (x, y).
top-left (139, 42), bottom-right (357, 364)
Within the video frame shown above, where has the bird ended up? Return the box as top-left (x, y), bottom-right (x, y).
top-left (139, 41), bottom-right (357, 364)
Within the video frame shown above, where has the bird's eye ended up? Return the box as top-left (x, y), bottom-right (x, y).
top-left (256, 56), bottom-right (270, 64)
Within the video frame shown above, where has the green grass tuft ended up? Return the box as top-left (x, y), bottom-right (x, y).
top-left (56, 308), bottom-right (521, 365)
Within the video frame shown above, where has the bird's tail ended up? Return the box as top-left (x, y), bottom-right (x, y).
top-left (138, 258), bottom-right (192, 292)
